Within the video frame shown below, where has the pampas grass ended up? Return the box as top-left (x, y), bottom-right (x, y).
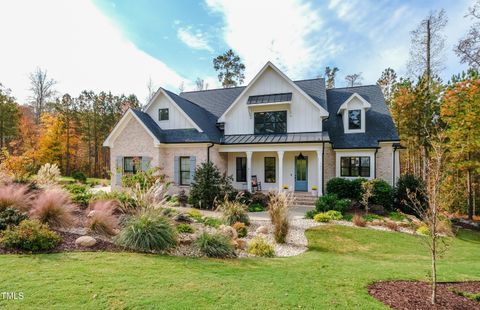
top-left (87, 200), bottom-right (119, 236)
top-left (268, 191), bottom-right (294, 243)
top-left (30, 188), bottom-right (75, 228)
top-left (0, 184), bottom-right (32, 212)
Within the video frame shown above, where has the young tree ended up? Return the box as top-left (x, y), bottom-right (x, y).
top-left (441, 71), bottom-right (480, 219)
top-left (345, 73), bottom-right (363, 87)
top-left (377, 68), bottom-right (398, 106)
top-left (189, 161), bottom-right (223, 209)
top-left (146, 77), bottom-right (157, 104)
top-left (0, 84), bottom-right (20, 149)
top-left (213, 49), bottom-right (246, 88)
top-left (28, 67), bottom-right (57, 124)
top-left (195, 77), bottom-right (208, 91)
top-left (178, 81), bottom-right (185, 93)
top-left (324, 66), bottom-right (339, 89)
top-left (455, 1), bottom-right (480, 69)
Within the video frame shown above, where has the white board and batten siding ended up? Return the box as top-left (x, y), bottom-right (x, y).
top-left (145, 94), bottom-right (195, 130)
top-left (223, 67), bottom-right (324, 135)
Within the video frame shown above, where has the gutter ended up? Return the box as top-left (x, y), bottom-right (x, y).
top-left (322, 141), bottom-right (325, 195)
top-left (207, 143), bottom-right (215, 163)
top-left (392, 143), bottom-right (403, 186)
top-left (374, 148), bottom-right (379, 178)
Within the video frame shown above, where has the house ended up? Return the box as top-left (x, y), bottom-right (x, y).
top-left (103, 62), bottom-right (400, 197)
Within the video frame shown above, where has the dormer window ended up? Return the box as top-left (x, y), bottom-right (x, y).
top-left (159, 108), bottom-right (169, 121)
top-left (348, 109), bottom-right (361, 130)
top-left (254, 111), bottom-right (287, 134)
top-left (337, 93), bottom-right (371, 134)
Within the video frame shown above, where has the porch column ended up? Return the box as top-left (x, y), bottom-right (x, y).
top-left (277, 151), bottom-right (284, 192)
top-left (246, 151), bottom-right (253, 192)
top-left (316, 148), bottom-right (323, 196)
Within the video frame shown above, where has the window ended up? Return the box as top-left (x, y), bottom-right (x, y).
top-left (124, 157), bottom-right (141, 174)
top-left (180, 157), bottom-right (191, 185)
top-left (348, 109), bottom-right (361, 130)
top-left (159, 108), bottom-right (169, 121)
top-left (264, 157), bottom-right (276, 183)
top-left (340, 156), bottom-right (370, 177)
top-left (254, 111), bottom-right (287, 134)
top-left (236, 157), bottom-right (247, 182)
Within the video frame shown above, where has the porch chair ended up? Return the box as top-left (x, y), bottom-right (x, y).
top-left (251, 175), bottom-right (262, 192)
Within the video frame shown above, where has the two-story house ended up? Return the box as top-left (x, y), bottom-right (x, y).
top-left (103, 62), bottom-right (400, 197)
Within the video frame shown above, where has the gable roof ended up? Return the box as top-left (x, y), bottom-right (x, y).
top-left (336, 92), bottom-right (371, 114)
top-left (325, 85), bottom-right (399, 148)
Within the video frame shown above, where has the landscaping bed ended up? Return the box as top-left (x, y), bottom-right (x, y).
top-left (368, 281), bottom-right (480, 309)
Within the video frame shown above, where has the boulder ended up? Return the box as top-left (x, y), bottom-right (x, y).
top-left (178, 234), bottom-right (195, 245)
top-left (256, 226), bottom-right (268, 235)
top-left (236, 239), bottom-right (247, 250)
top-left (75, 236), bottom-right (97, 247)
top-left (219, 225), bottom-right (238, 240)
top-left (87, 210), bottom-right (96, 218)
top-left (174, 213), bottom-right (193, 223)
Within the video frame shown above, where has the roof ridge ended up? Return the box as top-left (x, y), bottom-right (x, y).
top-left (294, 77), bottom-right (325, 82)
top-left (164, 88), bottom-right (213, 114)
top-left (329, 84), bottom-right (379, 90)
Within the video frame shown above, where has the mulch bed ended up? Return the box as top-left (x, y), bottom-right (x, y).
top-left (369, 281), bottom-right (480, 310)
top-left (0, 230), bottom-right (121, 254)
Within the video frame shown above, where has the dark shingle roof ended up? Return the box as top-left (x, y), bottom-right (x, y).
top-left (325, 85), bottom-right (400, 148)
top-left (222, 132), bottom-right (329, 144)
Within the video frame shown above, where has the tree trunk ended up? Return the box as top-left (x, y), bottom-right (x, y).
top-left (467, 167), bottom-right (473, 220)
top-left (431, 237), bottom-right (437, 304)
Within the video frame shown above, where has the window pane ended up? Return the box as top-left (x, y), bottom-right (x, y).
top-left (341, 167), bottom-right (350, 176)
top-left (265, 157), bottom-right (276, 183)
top-left (181, 172), bottom-right (190, 185)
top-left (254, 111), bottom-right (287, 134)
top-left (236, 157), bottom-right (246, 182)
top-left (348, 109), bottom-right (361, 130)
top-left (159, 108), bottom-right (169, 121)
top-left (180, 157), bottom-right (190, 170)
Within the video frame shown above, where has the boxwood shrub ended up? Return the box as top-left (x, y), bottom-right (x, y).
top-left (0, 220), bottom-right (61, 252)
top-left (326, 177), bottom-right (365, 200)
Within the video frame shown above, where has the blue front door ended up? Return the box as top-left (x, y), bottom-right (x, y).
top-left (295, 156), bottom-right (308, 191)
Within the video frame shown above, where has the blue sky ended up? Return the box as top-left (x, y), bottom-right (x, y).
top-left (0, 0), bottom-right (475, 104)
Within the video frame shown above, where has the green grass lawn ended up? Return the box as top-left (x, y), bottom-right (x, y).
top-left (58, 176), bottom-right (110, 186)
top-left (1, 225), bottom-right (479, 309)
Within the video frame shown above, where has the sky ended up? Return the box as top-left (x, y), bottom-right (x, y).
top-left (0, 0), bottom-right (475, 105)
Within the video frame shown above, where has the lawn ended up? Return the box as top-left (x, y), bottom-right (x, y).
top-left (0, 225), bottom-right (479, 309)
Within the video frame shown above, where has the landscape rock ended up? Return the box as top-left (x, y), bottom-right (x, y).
top-left (87, 210), bottom-right (96, 218)
top-left (219, 225), bottom-right (238, 240)
top-left (178, 233), bottom-right (195, 245)
top-left (256, 226), bottom-right (268, 235)
top-left (75, 236), bottom-right (97, 247)
top-left (174, 213), bottom-right (193, 223)
top-left (236, 239), bottom-right (247, 250)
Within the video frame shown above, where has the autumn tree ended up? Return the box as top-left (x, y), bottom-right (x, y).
top-left (0, 84), bottom-right (20, 150)
top-left (377, 68), bottom-right (398, 106)
top-left (441, 70), bottom-right (480, 219)
top-left (345, 73), bottom-right (363, 87)
top-left (28, 67), bottom-right (57, 124)
top-left (324, 66), bottom-right (339, 89)
top-left (213, 49), bottom-right (245, 88)
top-left (37, 113), bottom-right (65, 168)
top-left (455, 0), bottom-right (480, 69)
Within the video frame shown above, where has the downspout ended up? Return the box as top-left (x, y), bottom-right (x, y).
top-left (207, 143), bottom-right (214, 163)
top-left (322, 142), bottom-right (325, 195)
top-left (374, 148), bottom-right (379, 179)
top-left (393, 144), bottom-right (399, 187)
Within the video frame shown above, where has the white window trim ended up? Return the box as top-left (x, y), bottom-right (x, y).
top-left (343, 108), bottom-right (366, 133)
top-left (337, 93), bottom-right (371, 134)
top-left (335, 150), bottom-right (375, 180)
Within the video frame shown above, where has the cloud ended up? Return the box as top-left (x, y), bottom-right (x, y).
top-left (205, 0), bottom-right (343, 81)
top-left (0, 0), bottom-right (190, 104)
top-left (177, 27), bottom-right (214, 52)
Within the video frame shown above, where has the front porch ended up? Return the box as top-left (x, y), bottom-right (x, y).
top-left (219, 144), bottom-right (325, 196)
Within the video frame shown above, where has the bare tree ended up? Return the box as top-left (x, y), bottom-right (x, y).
top-left (28, 67), bottom-right (57, 124)
top-left (407, 9), bottom-right (448, 79)
top-left (324, 66), bottom-right (339, 89)
top-left (377, 68), bottom-right (397, 107)
top-left (345, 73), bottom-right (363, 87)
top-left (146, 77), bottom-right (157, 104)
top-left (195, 77), bottom-right (208, 91)
top-left (407, 128), bottom-right (451, 305)
top-left (178, 81), bottom-right (185, 93)
top-left (455, 1), bottom-right (480, 69)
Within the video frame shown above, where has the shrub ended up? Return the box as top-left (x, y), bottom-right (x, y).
top-left (305, 209), bottom-right (319, 219)
top-left (189, 162), bottom-right (224, 209)
top-left (176, 223), bottom-right (194, 234)
top-left (247, 236), bottom-right (275, 257)
top-left (360, 180), bottom-right (375, 213)
top-left (394, 174), bottom-right (427, 216)
top-left (315, 194), bottom-right (351, 213)
top-left (248, 203), bottom-right (265, 212)
top-left (363, 214), bottom-right (383, 222)
top-left (217, 196), bottom-right (250, 226)
top-left (352, 214), bottom-right (366, 227)
top-left (314, 212), bottom-right (332, 222)
top-left (0, 184), bottom-right (32, 212)
top-left (0, 149), bottom-right (33, 182)
top-left (64, 184), bottom-right (92, 208)
top-left (326, 177), bottom-right (365, 200)
top-left (370, 179), bottom-right (393, 210)
top-left (388, 211), bottom-right (407, 221)
top-left (268, 191), bottom-right (293, 243)
top-left (195, 232), bottom-right (236, 258)
top-left (122, 167), bottom-right (166, 190)
top-left (87, 200), bottom-right (119, 236)
top-left (93, 190), bottom-right (137, 212)
top-left (0, 220), bottom-right (61, 252)
top-left (177, 190), bottom-right (188, 207)
top-left (232, 221), bottom-right (248, 238)
top-left (325, 210), bottom-right (343, 220)
top-left (200, 216), bottom-right (223, 228)
top-left (343, 213), bottom-right (353, 221)
top-left (35, 163), bottom-right (61, 187)
top-left (187, 208), bottom-right (202, 219)
top-left (0, 208), bottom-right (28, 230)
top-left (115, 211), bottom-right (177, 252)
top-left (72, 171), bottom-right (87, 183)
top-left (30, 189), bottom-right (75, 228)
top-left (161, 207), bottom-right (176, 217)
top-left (416, 225), bottom-right (430, 235)
top-left (251, 192), bottom-right (269, 208)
